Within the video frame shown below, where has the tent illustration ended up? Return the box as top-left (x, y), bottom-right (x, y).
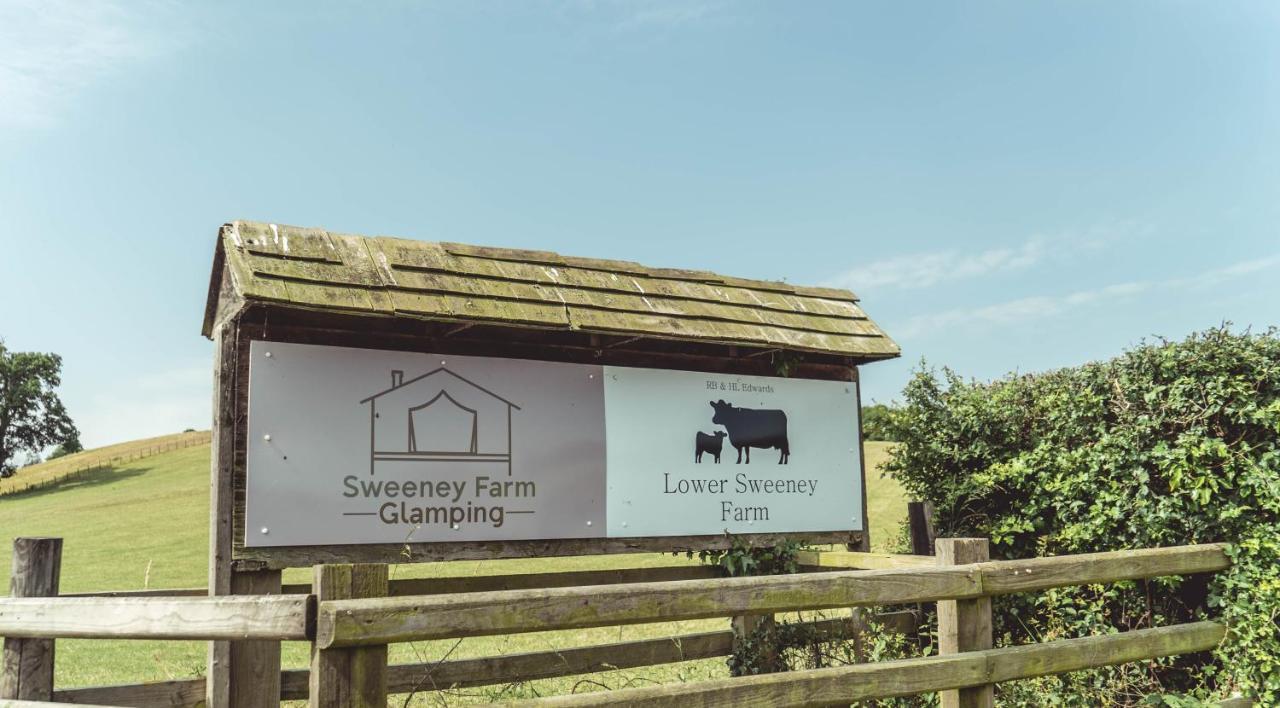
top-left (359, 368), bottom-right (520, 475)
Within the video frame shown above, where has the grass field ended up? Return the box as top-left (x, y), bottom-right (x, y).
top-left (0, 430), bottom-right (210, 496)
top-left (0, 438), bottom-right (906, 701)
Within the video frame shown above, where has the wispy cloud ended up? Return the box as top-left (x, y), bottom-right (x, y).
top-left (560, 0), bottom-right (726, 32)
top-left (827, 237), bottom-right (1050, 293)
top-left (0, 0), bottom-right (178, 132)
top-left (826, 221), bottom-right (1149, 294)
top-left (894, 254), bottom-right (1280, 340)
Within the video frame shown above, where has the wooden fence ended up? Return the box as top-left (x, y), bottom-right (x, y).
top-left (0, 432), bottom-right (211, 497)
top-left (1, 537), bottom-right (1232, 707)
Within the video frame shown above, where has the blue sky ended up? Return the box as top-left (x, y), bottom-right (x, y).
top-left (1, 1), bottom-right (1276, 448)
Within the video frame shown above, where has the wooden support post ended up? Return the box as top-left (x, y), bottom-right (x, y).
top-left (206, 320), bottom-right (282, 708)
top-left (730, 613), bottom-right (783, 674)
top-left (937, 538), bottom-right (993, 708)
top-left (230, 569), bottom-right (283, 705)
top-left (311, 564), bottom-right (389, 707)
top-left (908, 501), bottom-right (936, 557)
top-left (851, 368), bottom-right (871, 552)
top-left (1, 537), bottom-right (62, 700)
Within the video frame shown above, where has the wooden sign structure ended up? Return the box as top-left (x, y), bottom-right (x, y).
top-left (200, 220), bottom-right (899, 706)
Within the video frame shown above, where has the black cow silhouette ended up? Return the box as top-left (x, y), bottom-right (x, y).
top-left (710, 399), bottom-right (789, 464)
top-left (694, 431), bottom-right (727, 463)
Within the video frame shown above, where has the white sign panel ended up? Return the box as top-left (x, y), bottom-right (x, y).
top-left (245, 341), bottom-right (862, 547)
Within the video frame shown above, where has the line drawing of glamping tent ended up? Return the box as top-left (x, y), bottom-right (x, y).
top-left (359, 368), bottom-right (521, 476)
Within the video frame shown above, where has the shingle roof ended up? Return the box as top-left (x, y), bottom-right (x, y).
top-left (203, 221), bottom-right (899, 360)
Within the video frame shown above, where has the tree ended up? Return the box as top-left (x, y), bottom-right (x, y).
top-left (47, 430), bottom-right (84, 460)
top-left (860, 402), bottom-right (900, 441)
top-left (0, 341), bottom-right (78, 478)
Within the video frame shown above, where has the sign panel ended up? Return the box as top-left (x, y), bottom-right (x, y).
top-left (245, 341), bottom-right (862, 547)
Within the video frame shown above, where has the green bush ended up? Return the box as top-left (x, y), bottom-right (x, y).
top-left (861, 403), bottom-right (901, 442)
top-left (885, 327), bottom-right (1280, 703)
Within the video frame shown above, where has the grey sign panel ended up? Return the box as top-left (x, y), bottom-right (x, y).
top-left (245, 341), bottom-right (607, 547)
top-left (604, 367), bottom-right (863, 537)
top-left (245, 341), bottom-right (862, 548)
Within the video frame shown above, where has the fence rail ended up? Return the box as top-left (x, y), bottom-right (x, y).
top-left (1, 539), bottom-right (1234, 707)
top-left (314, 544), bottom-right (1228, 649)
top-left (500, 622), bottom-right (1227, 708)
top-left (0, 596), bottom-right (309, 641)
top-left (0, 432), bottom-right (211, 497)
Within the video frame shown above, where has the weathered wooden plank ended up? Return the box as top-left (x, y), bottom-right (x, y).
top-left (0, 596), bottom-right (309, 641)
top-left (565, 307), bottom-right (898, 357)
top-left (54, 677), bottom-right (206, 707)
top-left (206, 320), bottom-right (239, 708)
top-left (212, 221), bottom-right (902, 361)
top-left (908, 501), bottom-right (936, 557)
top-left (1, 537), bottom-right (62, 701)
top-left (233, 531), bottom-right (862, 570)
top-left (380, 615), bottom-right (893, 695)
top-left (4, 700), bottom-right (124, 708)
top-left (978, 543), bottom-right (1230, 595)
top-left (310, 564), bottom-right (388, 708)
top-left (50, 614), bottom-right (915, 705)
top-left (61, 588), bottom-right (207, 598)
top-left (226, 569), bottom-right (283, 707)
top-left (796, 551), bottom-right (936, 571)
top-left (384, 270), bottom-right (879, 337)
top-left (318, 543), bottom-right (1229, 648)
top-left (387, 565), bottom-right (723, 596)
top-left (495, 622), bottom-right (1226, 707)
top-left (317, 567), bottom-right (981, 648)
top-left (233, 221), bottom-right (342, 263)
top-left (800, 543), bottom-right (1229, 592)
top-left (378, 238), bottom-right (862, 314)
top-left (937, 539), bottom-right (993, 708)
top-left (60, 565), bottom-right (721, 599)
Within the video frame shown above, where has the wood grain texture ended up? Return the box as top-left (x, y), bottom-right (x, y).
top-left (907, 501), bottom-right (936, 557)
top-left (382, 564), bottom-right (723, 595)
top-left (1, 537), bottom-right (62, 701)
top-left (227, 569), bottom-right (283, 708)
top-left (4, 700), bottom-right (124, 708)
top-left (796, 551), bottom-right (936, 571)
top-left (0, 596), bottom-right (308, 641)
top-left (936, 539), bottom-right (993, 708)
top-left (64, 565), bottom-right (720, 598)
top-left (317, 567), bottom-right (981, 648)
top-left (206, 321), bottom-right (238, 708)
top-left (494, 622), bottom-right (1226, 707)
top-left (62, 588), bottom-right (207, 598)
top-left (310, 564), bottom-right (388, 708)
top-left (318, 543), bottom-right (1228, 649)
top-left (233, 532), bottom-right (863, 571)
top-left (978, 543), bottom-right (1230, 595)
top-left (51, 615), bottom-right (914, 705)
top-left (203, 220), bottom-right (900, 358)
top-left (54, 677), bottom-right (207, 707)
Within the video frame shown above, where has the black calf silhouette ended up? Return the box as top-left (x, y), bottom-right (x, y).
top-left (695, 430), bottom-right (727, 463)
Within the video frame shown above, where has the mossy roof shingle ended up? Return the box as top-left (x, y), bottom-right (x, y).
top-left (203, 221), bottom-right (899, 360)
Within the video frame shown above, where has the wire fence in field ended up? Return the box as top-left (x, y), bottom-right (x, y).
top-left (0, 431), bottom-right (212, 498)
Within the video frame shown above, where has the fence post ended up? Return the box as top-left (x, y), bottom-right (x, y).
top-left (936, 537), bottom-right (993, 708)
top-left (908, 501), bottom-right (936, 556)
top-left (1, 537), bottom-right (63, 700)
top-left (310, 564), bottom-right (389, 707)
top-left (227, 569), bottom-right (283, 706)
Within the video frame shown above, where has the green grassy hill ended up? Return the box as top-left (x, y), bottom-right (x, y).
top-left (0, 438), bottom-right (907, 696)
top-left (0, 430), bottom-right (210, 497)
